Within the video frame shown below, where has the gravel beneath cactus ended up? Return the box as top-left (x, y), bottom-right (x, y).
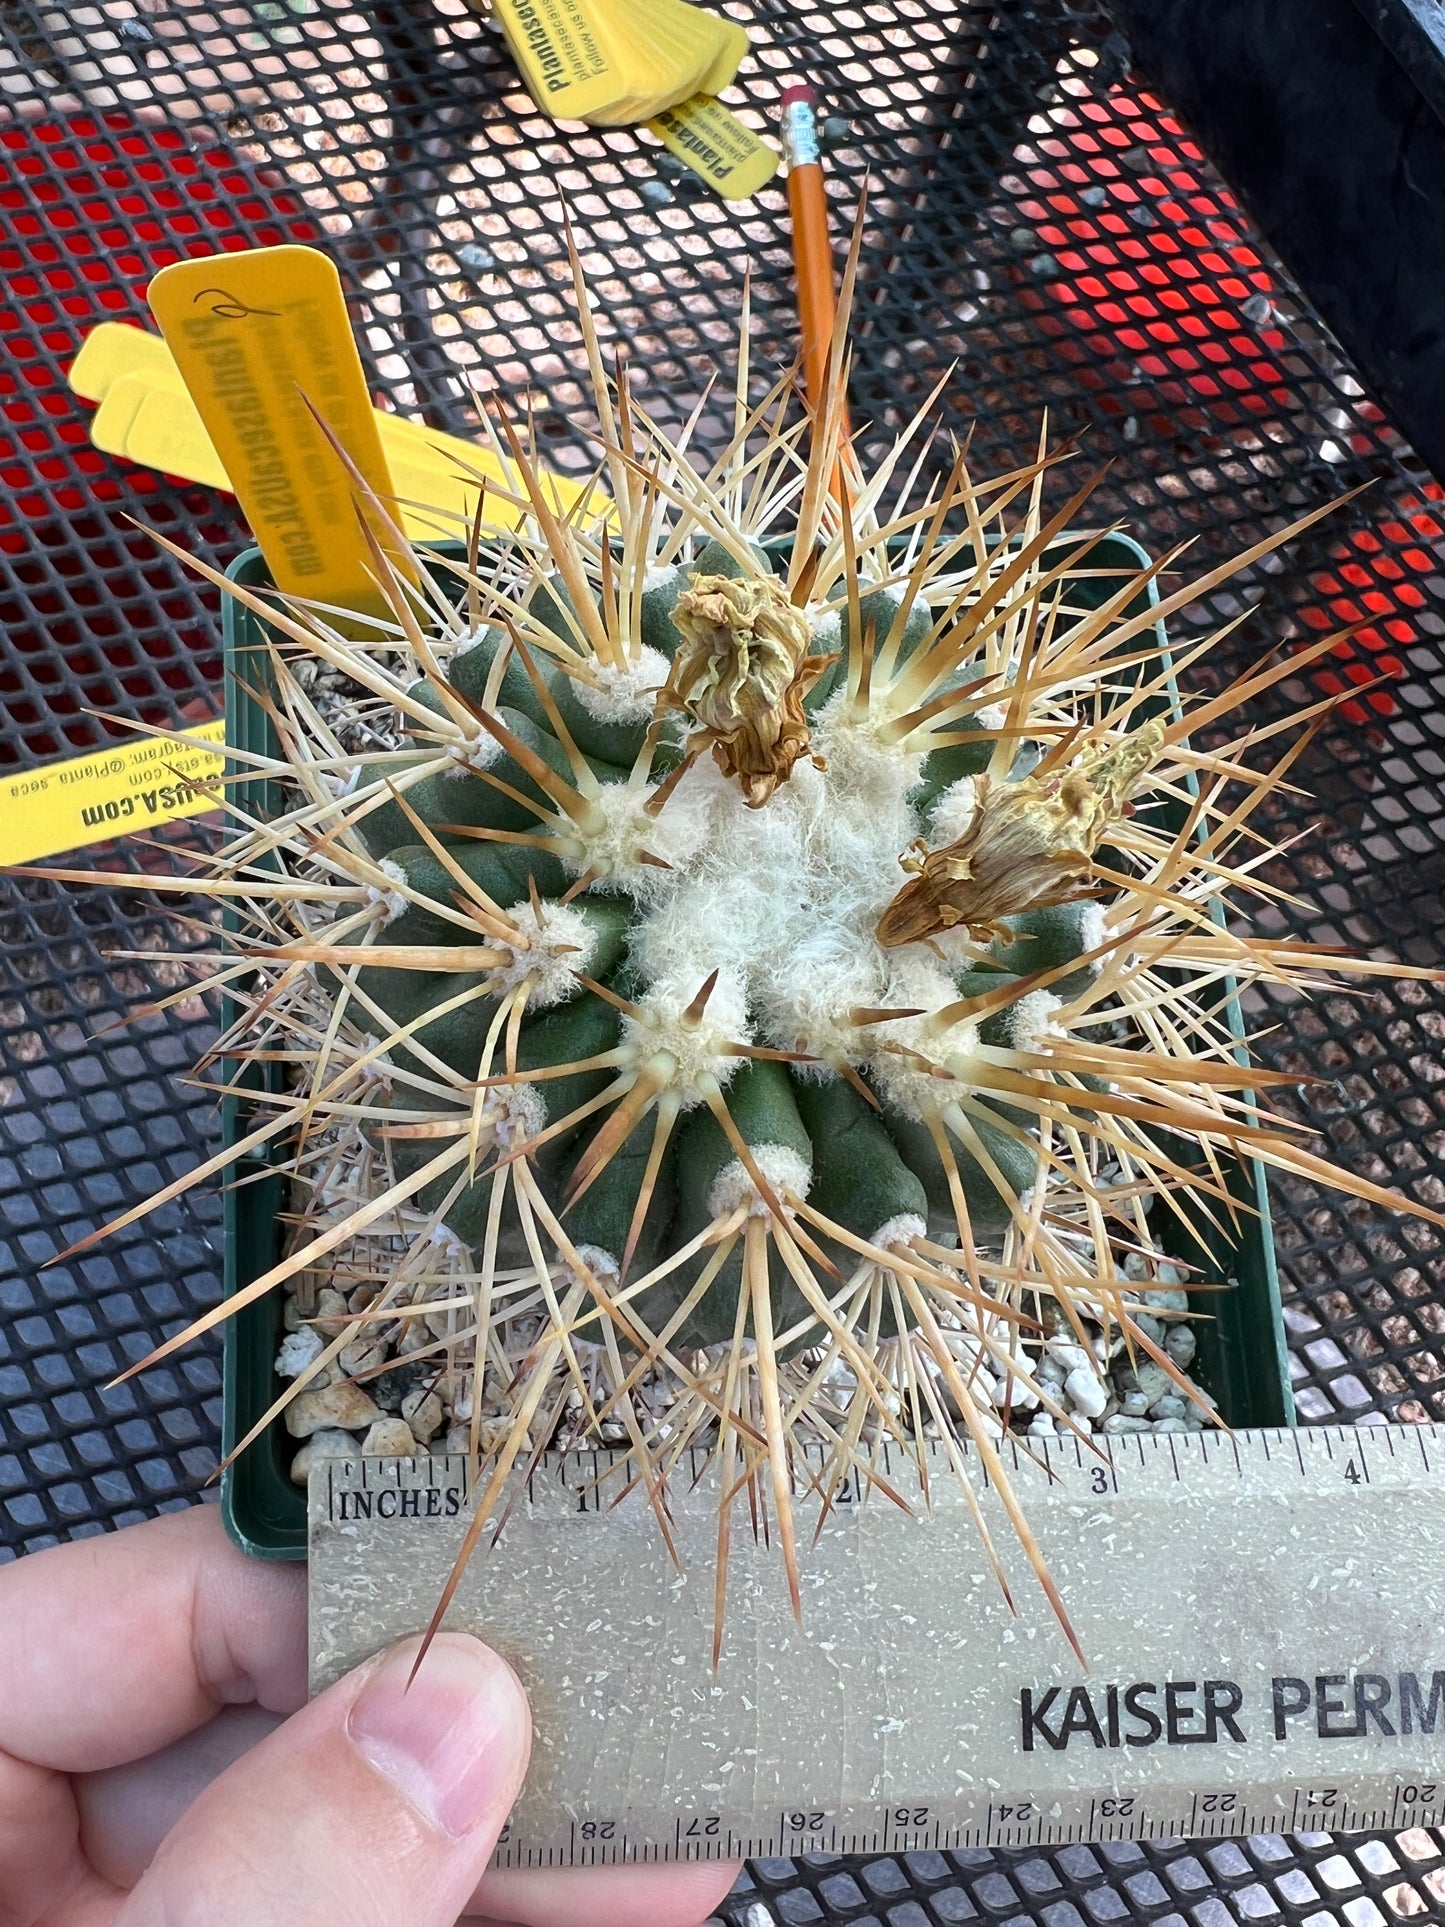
top-left (292, 655), bottom-right (410, 757)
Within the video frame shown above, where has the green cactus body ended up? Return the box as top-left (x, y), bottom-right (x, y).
top-left (639, 567), bottom-right (689, 658)
top-left (403, 702), bottom-right (616, 830)
top-left (383, 836), bottom-right (571, 913)
top-left (849, 584), bottom-right (932, 666)
top-left (988, 901), bottom-right (1105, 1000)
top-left (441, 630), bottom-right (553, 728)
top-left (566, 1116), bottom-right (678, 1288)
top-left (913, 731), bottom-right (998, 807)
top-left (635, 1060), bottom-right (816, 1351)
top-left (327, 538), bottom-right (1134, 1340)
top-left (880, 1102), bottom-right (1037, 1232)
top-left (374, 988), bottom-right (624, 1244)
top-left (691, 536), bottom-right (772, 581)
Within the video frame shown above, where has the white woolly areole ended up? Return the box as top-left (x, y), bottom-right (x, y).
top-left (622, 969), bottom-right (751, 1103)
top-left (811, 606), bottom-right (842, 648)
top-left (453, 623), bottom-right (489, 658)
top-left (561, 766), bottom-right (715, 899)
top-left (528, 646), bottom-right (1034, 1103)
top-left (811, 693), bottom-right (929, 806)
top-left (490, 899), bottom-right (595, 1009)
top-left (867, 1050), bottom-right (961, 1123)
top-left (373, 859), bottom-right (411, 925)
top-left (568, 1241), bottom-right (620, 1285)
top-left (707, 1143), bottom-right (812, 1219)
top-left (445, 730), bottom-right (503, 776)
top-left (1077, 901), bottom-right (1107, 971)
top-left (867, 952), bottom-right (984, 1118)
top-left (643, 563), bottom-right (681, 594)
top-left (868, 1211), bottom-right (927, 1254)
top-left (569, 646), bottom-right (671, 725)
top-left (1005, 989), bottom-right (1064, 1050)
top-left (487, 1083), bottom-right (547, 1150)
top-left (631, 738), bottom-right (924, 1062)
top-left (928, 775), bottom-right (977, 844)
top-left (757, 941), bottom-right (888, 1070)
top-left (427, 1221), bottom-right (470, 1259)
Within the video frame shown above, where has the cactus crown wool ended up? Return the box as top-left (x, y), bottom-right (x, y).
top-left (53, 268), bottom-right (1445, 1657)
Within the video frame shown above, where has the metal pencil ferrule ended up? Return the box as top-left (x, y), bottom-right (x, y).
top-left (782, 97), bottom-right (821, 171)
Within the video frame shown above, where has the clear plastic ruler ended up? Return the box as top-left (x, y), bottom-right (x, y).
top-left (309, 1424), bottom-right (1445, 1863)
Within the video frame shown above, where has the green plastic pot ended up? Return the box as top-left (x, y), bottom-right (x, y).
top-left (219, 533), bottom-right (1294, 1562)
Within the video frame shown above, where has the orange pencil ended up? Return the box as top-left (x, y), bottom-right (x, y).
top-left (781, 83), bottom-right (851, 439)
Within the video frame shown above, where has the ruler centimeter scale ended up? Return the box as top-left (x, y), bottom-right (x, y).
top-left (309, 1423), bottom-right (1445, 1864)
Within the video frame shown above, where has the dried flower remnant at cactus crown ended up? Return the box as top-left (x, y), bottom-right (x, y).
top-left (35, 259), bottom-right (1445, 1665)
top-left (876, 722), bottom-right (1166, 948)
top-left (665, 570), bottom-right (830, 806)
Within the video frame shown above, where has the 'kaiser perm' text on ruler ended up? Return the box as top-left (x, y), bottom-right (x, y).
top-left (309, 1423), bottom-right (1445, 1862)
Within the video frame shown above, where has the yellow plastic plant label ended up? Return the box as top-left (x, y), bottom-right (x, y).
top-left (575, 0), bottom-right (734, 125)
top-left (0, 724), bottom-right (226, 867)
top-left (492, 0), bottom-right (630, 119)
top-left (147, 246), bottom-right (411, 612)
top-left (698, 19), bottom-right (749, 97)
top-left (68, 320), bottom-right (177, 402)
top-left (72, 320), bottom-right (594, 531)
top-left (474, 0), bottom-right (746, 124)
top-left (94, 373), bottom-right (493, 532)
top-left (91, 373), bottom-right (231, 492)
top-left (648, 95), bottom-right (778, 199)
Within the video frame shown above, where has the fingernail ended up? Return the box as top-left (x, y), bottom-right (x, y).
top-left (347, 1634), bottom-right (529, 1837)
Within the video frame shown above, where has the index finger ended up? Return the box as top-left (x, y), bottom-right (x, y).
top-left (0, 1504), bottom-right (306, 1773)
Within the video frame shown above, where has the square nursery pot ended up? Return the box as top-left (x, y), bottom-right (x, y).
top-left (219, 533), bottom-right (1294, 1562)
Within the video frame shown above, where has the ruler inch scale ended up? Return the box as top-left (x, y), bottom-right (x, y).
top-left (309, 1424), bottom-right (1445, 1863)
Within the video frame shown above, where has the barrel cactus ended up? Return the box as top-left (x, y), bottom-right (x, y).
top-left (71, 286), bottom-right (1442, 1650)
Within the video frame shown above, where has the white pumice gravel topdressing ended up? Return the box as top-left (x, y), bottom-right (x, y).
top-left (274, 1210), bottom-right (1213, 1482)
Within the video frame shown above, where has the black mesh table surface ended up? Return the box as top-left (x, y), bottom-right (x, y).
top-left (3, 1), bottom-right (1445, 1919)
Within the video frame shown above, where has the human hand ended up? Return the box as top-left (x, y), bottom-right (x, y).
top-left (0, 1504), bottom-right (741, 1926)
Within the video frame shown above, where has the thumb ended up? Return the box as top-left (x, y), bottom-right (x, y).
top-left (116, 1633), bottom-right (531, 1927)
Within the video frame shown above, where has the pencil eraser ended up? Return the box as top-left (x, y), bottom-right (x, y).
top-left (780, 82), bottom-right (816, 107)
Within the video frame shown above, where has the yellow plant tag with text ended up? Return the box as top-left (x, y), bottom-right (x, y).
top-left (147, 247), bottom-right (411, 614)
top-left (72, 321), bottom-right (594, 532)
top-left (648, 95), bottom-right (778, 199)
top-left (489, 0), bottom-right (744, 125)
top-left (0, 724), bottom-right (226, 867)
top-left (493, 0), bottom-right (635, 120)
